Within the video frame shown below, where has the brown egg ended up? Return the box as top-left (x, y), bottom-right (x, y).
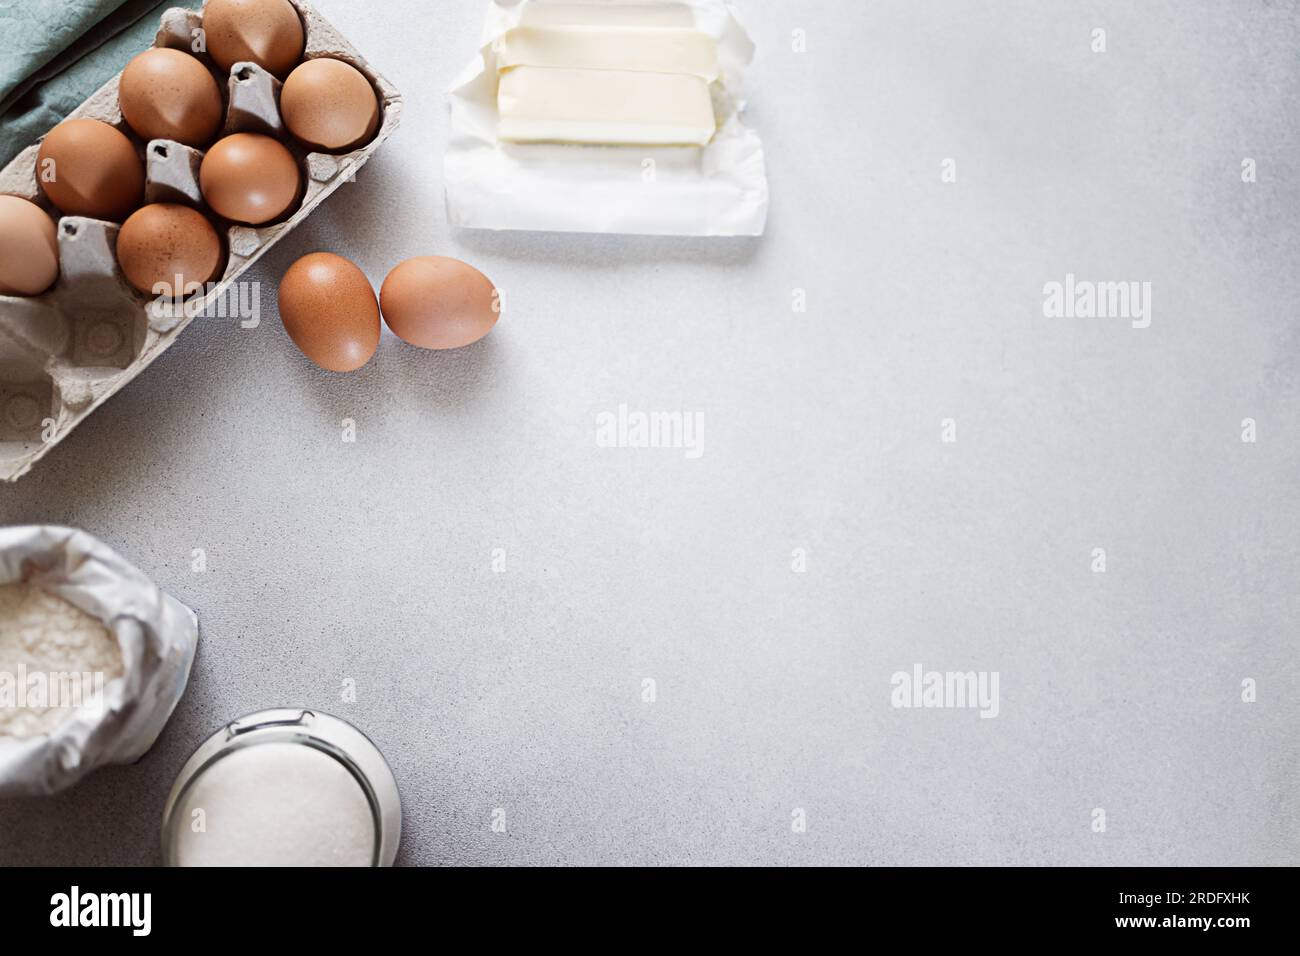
top-left (379, 257), bottom-right (500, 350)
top-left (280, 58), bottom-right (381, 152)
top-left (37, 119), bottom-right (144, 222)
top-left (116, 203), bottom-right (223, 297)
top-left (278, 253), bottom-right (380, 372)
top-left (203, 0), bottom-right (305, 79)
top-left (199, 133), bottom-right (301, 225)
top-left (119, 48), bottom-right (224, 148)
top-left (0, 196), bottom-right (60, 297)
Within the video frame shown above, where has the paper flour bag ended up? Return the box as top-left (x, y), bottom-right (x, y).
top-left (0, 526), bottom-right (198, 796)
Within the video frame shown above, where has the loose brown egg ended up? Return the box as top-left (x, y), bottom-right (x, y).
top-left (0, 196), bottom-right (60, 297)
top-left (37, 119), bottom-right (144, 222)
top-left (379, 257), bottom-right (500, 350)
top-left (203, 0), bottom-right (305, 79)
top-left (116, 203), bottom-right (224, 297)
top-left (280, 58), bottom-right (381, 152)
top-left (119, 48), bottom-right (224, 148)
top-left (199, 133), bottom-right (302, 225)
top-left (278, 253), bottom-right (380, 372)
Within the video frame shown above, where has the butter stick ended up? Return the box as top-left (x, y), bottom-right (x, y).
top-left (497, 26), bottom-right (721, 81)
top-left (498, 66), bottom-right (717, 146)
top-left (519, 2), bottom-right (696, 29)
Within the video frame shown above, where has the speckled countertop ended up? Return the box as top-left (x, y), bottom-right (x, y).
top-left (1, 0), bottom-right (1298, 865)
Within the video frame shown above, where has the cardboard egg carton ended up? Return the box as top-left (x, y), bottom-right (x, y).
top-left (0, 0), bottom-right (402, 482)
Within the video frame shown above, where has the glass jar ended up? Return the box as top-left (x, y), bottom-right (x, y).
top-left (161, 708), bottom-right (401, 867)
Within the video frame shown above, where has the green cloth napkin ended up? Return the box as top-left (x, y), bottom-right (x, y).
top-left (0, 0), bottom-right (174, 169)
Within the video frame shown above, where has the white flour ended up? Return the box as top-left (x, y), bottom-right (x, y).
top-left (172, 742), bottom-right (376, 866)
top-left (0, 582), bottom-right (124, 738)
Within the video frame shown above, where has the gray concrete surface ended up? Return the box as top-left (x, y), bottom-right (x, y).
top-left (2, 0), bottom-right (1298, 866)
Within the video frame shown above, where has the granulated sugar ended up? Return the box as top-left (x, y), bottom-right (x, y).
top-left (0, 582), bottom-right (124, 738)
top-left (172, 742), bottom-right (376, 866)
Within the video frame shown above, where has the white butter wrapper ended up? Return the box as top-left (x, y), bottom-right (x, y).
top-left (446, 0), bottom-right (769, 236)
top-left (0, 526), bottom-right (198, 796)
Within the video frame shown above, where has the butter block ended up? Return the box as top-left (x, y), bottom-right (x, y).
top-left (519, 2), bottom-right (696, 29)
top-left (497, 26), bottom-right (720, 81)
top-left (498, 66), bottom-right (716, 146)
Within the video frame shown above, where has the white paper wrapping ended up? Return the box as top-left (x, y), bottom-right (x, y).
top-left (0, 526), bottom-right (198, 796)
top-left (445, 0), bottom-right (769, 236)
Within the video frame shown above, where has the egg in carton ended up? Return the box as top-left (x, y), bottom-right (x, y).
top-left (0, 0), bottom-right (403, 483)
